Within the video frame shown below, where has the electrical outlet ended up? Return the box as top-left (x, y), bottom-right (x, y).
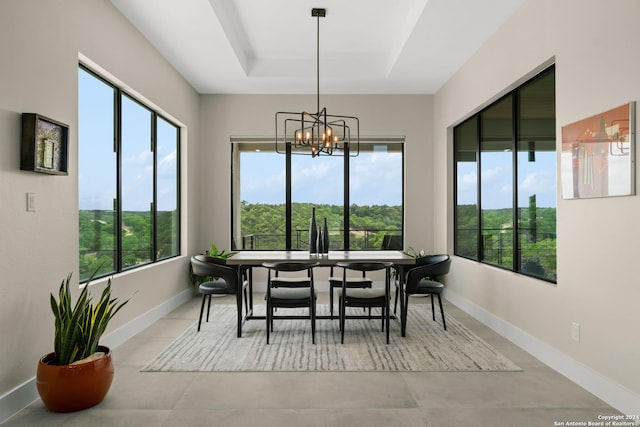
top-left (26, 192), bottom-right (36, 212)
top-left (571, 322), bottom-right (580, 342)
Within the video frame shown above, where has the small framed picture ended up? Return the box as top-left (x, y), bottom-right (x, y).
top-left (20, 113), bottom-right (69, 175)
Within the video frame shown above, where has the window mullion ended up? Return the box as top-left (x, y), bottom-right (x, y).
top-left (476, 114), bottom-right (483, 262)
top-left (285, 142), bottom-right (292, 250)
top-left (152, 112), bottom-right (157, 262)
top-left (512, 91), bottom-right (519, 273)
top-left (343, 143), bottom-right (350, 249)
top-left (115, 88), bottom-right (123, 273)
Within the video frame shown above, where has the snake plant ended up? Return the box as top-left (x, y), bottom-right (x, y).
top-left (49, 271), bottom-right (129, 365)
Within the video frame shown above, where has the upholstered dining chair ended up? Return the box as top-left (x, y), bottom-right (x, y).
top-left (381, 234), bottom-right (403, 250)
top-left (395, 254), bottom-right (451, 332)
top-left (327, 268), bottom-right (373, 316)
top-left (190, 255), bottom-right (249, 332)
top-left (262, 261), bottom-right (320, 344)
top-left (335, 261), bottom-right (394, 344)
top-left (327, 234), bottom-right (402, 315)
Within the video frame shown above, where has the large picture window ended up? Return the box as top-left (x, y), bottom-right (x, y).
top-left (78, 65), bottom-right (180, 282)
top-left (232, 139), bottom-right (403, 251)
top-left (454, 65), bottom-right (556, 282)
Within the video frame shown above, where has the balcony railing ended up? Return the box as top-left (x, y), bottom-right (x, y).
top-left (241, 229), bottom-right (402, 250)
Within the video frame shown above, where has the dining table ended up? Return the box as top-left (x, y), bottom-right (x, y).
top-left (225, 250), bottom-right (416, 338)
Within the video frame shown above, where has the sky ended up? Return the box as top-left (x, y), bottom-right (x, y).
top-left (79, 68), bottom-right (178, 212)
top-left (457, 151), bottom-right (558, 209)
top-left (239, 149), bottom-right (403, 206)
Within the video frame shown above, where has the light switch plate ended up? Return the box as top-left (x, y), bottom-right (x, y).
top-left (27, 192), bottom-right (36, 212)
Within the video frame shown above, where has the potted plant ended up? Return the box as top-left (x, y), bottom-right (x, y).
top-left (191, 243), bottom-right (238, 288)
top-left (36, 271), bottom-right (129, 412)
top-left (405, 246), bottom-right (427, 260)
top-left (204, 243), bottom-right (236, 261)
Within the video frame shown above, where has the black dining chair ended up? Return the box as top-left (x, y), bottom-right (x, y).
top-left (335, 261), bottom-right (394, 344)
top-left (381, 234), bottom-right (403, 250)
top-left (395, 254), bottom-right (451, 332)
top-left (327, 268), bottom-right (373, 317)
top-left (327, 234), bottom-right (402, 316)
top-left (190, 255), bottom-right (249, 332)
top-left (262, 261), bottom-right (319, 344)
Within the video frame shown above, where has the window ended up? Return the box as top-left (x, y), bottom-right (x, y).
top-left (454, 65), bottom-right (556, 282)
top-left (78, 66), bottom-right (180, 282)
top-left (232, 139), bottom-right (403, 251)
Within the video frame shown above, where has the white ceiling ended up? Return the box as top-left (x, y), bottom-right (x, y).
top-left (110, 0), bottom-right (526, 95)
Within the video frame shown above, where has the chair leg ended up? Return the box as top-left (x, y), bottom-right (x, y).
top-left (385, 300), bottom-right (390, 344)
top-left (393, 286), bottom-right (398, 315)
top-left (437, 294), bottom-right (447, 330)
top-left (243, 288), bottom-right (248, 316)
top-left (266, 300), bottom-right (271, 344)
top-left (430, 294), bottom-right (436, 321)
top-left (197, 295), bottom-right (206, 332)
top-left (403, 292), bottom-right (410, 335)
top-left (329, 285), bottom-right (334, 316)
top-left (338, 296), bottom-right (342, 332)
top-left (206, 295), bottom-right (212, 322)
top-left (340, 297), bottom-right (345, 344)
top-left (381, 306), bottom-right (385, 331)
top-left (311, 300), bottom-right (316, 344)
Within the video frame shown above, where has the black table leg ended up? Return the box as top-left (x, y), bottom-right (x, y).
top-left (398, 264), bottom-right (406, 337)
top-left (237, 264), bottom-right (244, 337)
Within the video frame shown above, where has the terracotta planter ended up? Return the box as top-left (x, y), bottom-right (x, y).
top-left (36, 345), bottom-right (114, 412)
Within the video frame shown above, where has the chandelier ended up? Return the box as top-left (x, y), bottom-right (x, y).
top-left (275, 8), bottom-right (359, 157)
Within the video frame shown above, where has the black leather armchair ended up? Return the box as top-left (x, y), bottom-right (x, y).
top-left (191, 255), bottom-right (249, 332)
top-left (396, 254), bottom-right (451, 332)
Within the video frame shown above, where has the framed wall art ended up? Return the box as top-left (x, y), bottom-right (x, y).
top-left (561, 102), bottom-right (635, 199)
top-left (20, 113), bottom-right (69, 175)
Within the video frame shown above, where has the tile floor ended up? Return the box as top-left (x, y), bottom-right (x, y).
top-left (2, 294), bottom-right (621, 427)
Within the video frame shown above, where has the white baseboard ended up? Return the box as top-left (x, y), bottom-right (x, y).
top-left (0, 288), bottom-right (193, 424)
top-left (101, 288), bottom-right (193, 350)
top-left (443, 288), bottom-right (640, 415)
top-left (0, 379), bottom-right (39, 426)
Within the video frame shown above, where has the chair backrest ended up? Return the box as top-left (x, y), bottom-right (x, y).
top-left (191, 255), bottom-right (239, 290)
top-left (336, 261), bottom-right (393, 273)
top-left (336, 261), bottom-right (393, 290)
top-left (405, 254), bottom-right (451, 293)
top-left (381, 235), bottom-right (403, 250)
top-left (263, 261), bottom-right (319, 288)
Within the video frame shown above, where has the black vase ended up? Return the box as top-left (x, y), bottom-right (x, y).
top-left (322, 217), bottom-right (329, 254)
top-left (309, 208), bottom-right (318, 254)
top-left (317, 228), bottom-right (324, 255)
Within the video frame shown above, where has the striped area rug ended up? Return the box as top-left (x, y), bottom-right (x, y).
top-left (141, 304), bottom-right (521, 372)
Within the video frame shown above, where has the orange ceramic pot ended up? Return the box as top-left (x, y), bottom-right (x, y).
top-left (36, 345), bottom-right (114, 412)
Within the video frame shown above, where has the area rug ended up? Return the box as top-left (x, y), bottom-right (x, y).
top-left (141, 304), bottom-right (521, 372)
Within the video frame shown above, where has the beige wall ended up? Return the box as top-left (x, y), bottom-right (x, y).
top-left (0, 0), bottom-right (199, 409)
top-left (434, 0), bottom-right (640, 401)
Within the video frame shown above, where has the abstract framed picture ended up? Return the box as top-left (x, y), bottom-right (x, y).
top-left (561, 102), bottom-right (635, 199)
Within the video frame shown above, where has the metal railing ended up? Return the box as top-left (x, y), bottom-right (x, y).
top-left (241, 229), bottom-right (402, 250)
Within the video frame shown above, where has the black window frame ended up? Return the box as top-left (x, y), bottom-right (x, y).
top-left (454, 65), bottom-right (556, 283)
top-left (78, 64), bottom-right (181, 282)
top-left (230, 138), bottom-right (405, 251)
